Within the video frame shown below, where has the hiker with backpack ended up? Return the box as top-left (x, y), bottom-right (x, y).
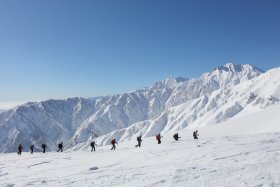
top-left (29, 144), bottom-right (34, 154)
top-left (57, 142), bottom-right (63, 152)
top-left (173, 133), bottom-right (181, 141)
top-left (90, 141), bottom-right (97, 152)
top-left (111, 139), bottom-right (118, 150)
top-left (41, 144), bottom-right (47, 153)
top-left (193, 130), bottom-right (199, 139)
top-left (18, 144), bottom-right (23, 155)
top-left (135, 135), bottom-right (142, 148)
top-left (156, 133), bottom-right (162, 144)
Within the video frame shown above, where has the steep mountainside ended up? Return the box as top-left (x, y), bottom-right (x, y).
top-left (0, 63), bottom-right (268, 152)
top-left (88, 67), bottom-right (280, 148)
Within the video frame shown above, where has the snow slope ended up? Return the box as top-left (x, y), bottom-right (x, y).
top-left (2, 134), bottom-right (280, 187)
top-left (199, 105), bottom-right (280, 138)
top-left (1, 104), bottom-right (280, 186)
top-left (0, 63), bottom-right (272, 153)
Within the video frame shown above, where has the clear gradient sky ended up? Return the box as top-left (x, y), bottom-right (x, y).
top-left (0, 0), bottom-right (280, 107)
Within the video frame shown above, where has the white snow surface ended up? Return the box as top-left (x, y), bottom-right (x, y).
top-left (1, 105), bottom-right (280, 186)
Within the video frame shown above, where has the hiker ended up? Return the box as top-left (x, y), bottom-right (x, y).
top-left (18, 144), bottom-right (23, 155)
top-left (193, 130), bottom-right (199, 139)
top-left (30, 144), bottom-right (34, 154)
top-left (41, 144), bottom-right (47, 153)
top-left (156, 134), bottom-right (162, 144)
top-left (90, 141), bottom-right (97, 152)
top-left (173, 133), bottom-right (181, 141)
top-left (57, 142), bottom-right (63, 152)
top-left (135, 135), bottom-right (142, 148)
top-left (111, 139), bottom-right (118, 150)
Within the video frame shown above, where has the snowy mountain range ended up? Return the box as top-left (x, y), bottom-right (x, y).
top-left (1, 63), bottom-right (280, 153)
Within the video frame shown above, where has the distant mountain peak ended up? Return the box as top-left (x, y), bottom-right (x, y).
top-left (214, 63), bottom-right (265, 73)
top-left (152, 76), bottom-right (188, 89)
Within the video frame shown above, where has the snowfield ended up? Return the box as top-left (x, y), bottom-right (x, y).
top-left (1, 133), bottom-right (280, 187)
top-left (1, 105), bottom-right (280, 187)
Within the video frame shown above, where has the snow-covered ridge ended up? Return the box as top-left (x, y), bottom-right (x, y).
top-left (0, 63), bottom-right (274, 153)
top-left (71, 66), bottom-right (280, 148)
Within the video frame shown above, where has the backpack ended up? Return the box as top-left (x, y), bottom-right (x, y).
top-left (111, 139), bottom-right (115, 144)
top-left (156, 135), bottom-right (160, 140)
top-left (90, 142), bottom-right (95, 146)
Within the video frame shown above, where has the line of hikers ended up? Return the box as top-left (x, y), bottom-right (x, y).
top-left (17, 130), bottom-right (199, 155)
top-left (109, 130), bottom-right (199, 150)
top-left (28, 143), bottom-right (48, 154)
top-left (17, 142), bottom-right (64, 155)
top-left (156, 130), bottom-right (199, 144)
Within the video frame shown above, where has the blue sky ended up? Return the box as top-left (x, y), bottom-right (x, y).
top-left (0, 0), bottom-right (280, 105)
